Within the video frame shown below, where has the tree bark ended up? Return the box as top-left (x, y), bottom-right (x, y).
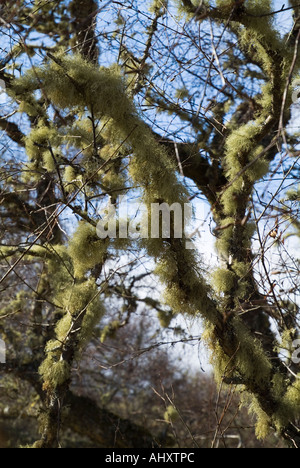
top-left (64, 392), bottom-right (173, 448)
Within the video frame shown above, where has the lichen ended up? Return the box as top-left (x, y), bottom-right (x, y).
top-left (212, 268), bottom-right (236, 294)
top-left (100, 320), bottom-right (121, 342)
top-left (164, 405), bottom-right (179, 423)
top-left (158, 309), bottom-right (174, 328)
top-left (247, 395), bottom-right (272, 440)
top-left (232, 317), bottom-right (272, 386)
top-left (39, 355), bottom-right (71, 388)
top-left (275, 379), bottom-right (300, 431)
top-left (24, 121), bottom-right (61, 172)
top-left (68, 222), bottom-right (108, 278)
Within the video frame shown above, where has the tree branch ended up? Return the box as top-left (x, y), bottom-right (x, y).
top-left (64, 392), bottom-right (173, 448)
top-left (0, 118), bottom-right (25, 147)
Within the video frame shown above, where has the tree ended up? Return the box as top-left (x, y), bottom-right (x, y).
top-left (0, 0), bottom-right (299, 448)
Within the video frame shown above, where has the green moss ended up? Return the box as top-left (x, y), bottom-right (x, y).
top-left (202, 323), bottom-right (231, 383)
top-left (203, 315), bottom-right (272, 390)
top-left (64, 166), bottom-right (77, 184)
top-left (248, 395), bottom-right (272, 440)
top-left (233, 317), bottom-right (272, 386)
top-left (221, 124), bottom-right (270, 217)
top-left (215, 218), bottom-right (235, 256)
top-left (0, 244), bottom-right (52, 262)
top-left (15, 53), bottom-right (280, 435)
top-left (100, 320), bottom-right (121, 342)
top-left (203, 316), bottom-right (274, 441)
top-left (39, 355), bottom-right (71, 388)
top-left (102, 171), bottom-right (125, 196)
top-left (158, 310), bottom-right (174, 328)
top-left (80, 295), bottom-right (105, 344)
top-left (18, 99), bottom-right (40, 117)
top-left (283, 380), bottom-right (300, 417)
top-left (64, 166), bottom-right (81, 193)
top-left (55, 313), bottom-right (72, 342)
top-left (0, 290), bottom-right (31, 318)
top-left (247, 148), bottom-right (270, 182)
top-left (40, 278), bottom-right (105, 390)
top-left (154, 254), bottom-right (179, 284)
top-left (286, 185), bottom-right (300, 201)
top-left (66, 118), bottom-right (103, 159)
top-left (212, 268), bottom-right (236, 294)
top-left (238, 28), bottom-right (277, 77)
top-left (231, 261), bottom-right (251, 298)
top-left (47, 245), bottom-right (74, 296)
top-left (271, 373), bottom-right (287, 401)
top-left (61, 279), bottom-right (97, 315)
top-left (164, 405), bottom-right (179, 423)
top-left (163, 285), bottom-right (186, 312)
top-left (257, 83), bottom-right (274, 112)
top-left (275, 379), bottom-right (300, 431)
top-left (225, 123), bottom-right (260, 168)
top-left (15, 53), bottom-right (189, 213)
top-left (51, 278), bottom-right (104, 345)
top-left (68, 222), bottom-right (108, 278)
top-left (25, 122), bottom-right (60, 161)
top-left (175, 87), bottom-right (190, 100)
top-left (232, 261), bottom-right (250, 278)
top-left (149, 0), bottom-right (168, 14)
top-left (278, 328), bottom-right (297, 361)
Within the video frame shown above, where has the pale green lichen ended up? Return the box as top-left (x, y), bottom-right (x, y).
top-left (231, 261), bottom-right (251, 298)
top-left (55, 313), bottom-right (73, 342)
top-left (201, 323), bottom-right (231, 384)
top-left (68, 222), bottom-right (108, 278)
top-left (24, 121), bottom-right (61, 172)
top-left (164, 405), bottom-right (179, 423)
top-left (39, 278), bottom-right (105, 389)
top-left (14, 53), bottom-right (188, 208)
top-left (247, 394), bottom-right (272, 440)
top-left (39, 356), bottom-right (71, 388)
top-left (212, 268), bottom-right (236, 294)
top-left (232, 317), bottom-right (272, 387)
top-left (149, 0), bottom-right (168, 14)
top-left (215, 219), bottom-right (235, 257)
top-left (158, 309), bottom-right (174, 328)
top-left (100, 320), bottom-right (121, 342)
top-left (221, 120), bottom-right (270, 216)
top-left (175, 87), bottom-right (190, 101)
top-left (80, 296), bottom-right (105, 344)
top-left (275, 379), bottom-right (300, 431)
top-left (271, 373), bottom-right (287, 401)
top-left (64, 166), bottom-right (81, 193)
top-left (277, 328), bottom-right (298, 362)
top-left (203, 315), bottom-right (272, 390)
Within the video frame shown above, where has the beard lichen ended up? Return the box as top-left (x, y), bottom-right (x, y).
top-left (39, 356), bottom-right (71, 390)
